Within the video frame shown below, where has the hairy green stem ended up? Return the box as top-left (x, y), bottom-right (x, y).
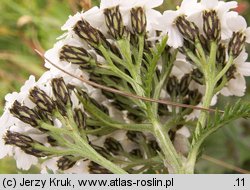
top-left (72, 132), bottom-right (127, 174)
top-left (147, 106), bottom-right (183, 173)
top-left (77, 92), bottom-right (153, 132)
top-left (152, 50), bottom-right (177, 116)
top-left (185, 42), bottom-right (218, 173)
top-left (136, 35), bottom-right (144, 76)
top-left (38, 107), bottom-right (127, 174)
top-left (151, 118), bottom-right (183, 173)
top-left (194, 42), bottom-right (217, 136)
top-left (215, 55), bottom-right (234, 83)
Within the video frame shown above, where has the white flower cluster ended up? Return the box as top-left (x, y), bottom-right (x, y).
top-left (0, 71), bottom-right (81, 171)
top-left (48, 0), bottom-right (250, 98)
top-left (0, 0), bottom-right (250, 173)
top-left (0, 69), bottom-right (138, 173)
top-left (157, 0), bottom-right (250, 96)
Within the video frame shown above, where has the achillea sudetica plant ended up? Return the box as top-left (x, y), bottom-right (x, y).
top-left (1, 0), bottom-right (250, 174)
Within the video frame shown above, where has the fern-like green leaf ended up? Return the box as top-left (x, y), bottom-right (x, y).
top-left (193, 100), bottom-right (250, 147)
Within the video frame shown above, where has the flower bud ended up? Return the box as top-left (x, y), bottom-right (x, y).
top-left (168, 129), bottom-right (176, 141)
top-left (158, 104), bottom-right (169, 116)
top-left (73, 20), bottom-right (101, 46)
top-left (179, 74), bottom-right (191, 96)
top-left (203, 10), bottom-right (221, 42)
top-left (126, 131), bottom-right (146, 144)
top-left (216, 43), bottom-right (226, 65)
top-left (129, 149), bottom-right (143, 158)
top-left (4, 131), bottom-right (49, 157)
top-left (51, 78), bottom-right (72, 113)
top-left (34, 107), bottom-right (53, 125)
top-left (148, 140), bottom-right (161, 155)
top-left (88, 161), bottom-right (112, 174)
top-left (199, 34), bottom-right (210, 52)
top-left (57, 156), bottom-right (77, 171)
top-left (228, 31), bottom-right (246, 57)
top-left (92, 145), bottom-right (111, 158)
top-left (131, 7), bottom-right (147, 35)
top-left (60, 45), bottom-right (95, 69)
top-left (226, 65), bottom-right (236, 80)
top-left (176, 15), bottom-right (199, 43)
top-left (127, 106), bottom-right (145, 123)
top-left (130, 32), bottom-right (139, 46)
top-left (47, 136), bottom-right (58, 146)
top-left (92, 98), bottom-right (109, 115)
top-left (166, 76), bottom-right (179, 97)
top-left (76, 89), bottom-right (109, 114)
top-left (191, 69), bottom-right (204, 85)
top-left (127, 113), bottom-right (144, 123)
top-left (89, 73), bottom-right (106, 86)
top-left (188, 89), bottom-right (202, 104)
top-left (73, 108), bottom-right (87, 130)
top-left (104, 137), bottom-right (124, 155)
top-left (10, 101), bottom-right (40, 127)
top-left (104, 6), bottom-right (128, 40)
top-left (179, 39), bottom-right (196, 55)
top-left (29, 87), bottom-right (55, 114)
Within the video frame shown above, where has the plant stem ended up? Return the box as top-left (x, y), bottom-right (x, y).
top-left (77, 93), bottom-right (153, 132)
top-left (72, 132), bottom-right (127, 174)
top-left (136, 35), bottom-right (144, 76)
top-left (147, 108), bottom-right (183, 173)
top-left (39, 107), bottom-right (128, 174)
top-left (123, 157), bottom-right (161, 170)
top-left (152, 50), bottom-right (176, 116)
top-left (194, 80), bottom-right (215, 134)
top-left (185, 42), bottom-right (218, 173)
top-left (194, 42), bottom-right (217, 136)
top-left (185, 82), bottom-right (214, 174)
top-left (142, 36), bottom-right (183, 173)
top-left (152, 119), bottom-right (183, 173)
top-left (215, 55), bottom-right (234, 83)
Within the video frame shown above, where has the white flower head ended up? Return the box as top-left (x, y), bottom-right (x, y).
top-left (44, 38), bottom-right (94, 92)
top-left (130, 0), bottom-right (163, 8)
top-left (41, 158), bottom-right (90, 174)
top-left (129, 0), bottom-right (163, 32)
top-left (200, 0), bottom-right (237, 13)
top-left (14, 149), bottom-right (38, 170)
top-left (157, 0), bottom-right (201, 48)
top-left (61, 7), bottom-right (103, 32)
top-left (4, 76), bottom-right (37, 110)
top-left (0, 112), bottom-right (15, 159)
top-left (100, 0), bottom-right (123, 9)
top-left (227, 14), bottom-right (250, 43)
top-left (0, 69), bottom-right (91, 170)
top-left (100, 0), bottom-right (163, 34)
top-left (221, 51), bottom-right (250, 97)
top-left (0, 75), bottom-right (48, 169)
top-left (192, 0), bottom-right (238, 40)
top-left (100, 0), bottom-right (131, 35)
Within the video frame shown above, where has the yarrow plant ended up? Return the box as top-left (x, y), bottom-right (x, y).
top-left (1, 0), bottom-right (250, 174)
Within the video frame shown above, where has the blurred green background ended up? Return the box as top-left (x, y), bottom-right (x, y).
top-left (0, 0), bottom-right (249, 174)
